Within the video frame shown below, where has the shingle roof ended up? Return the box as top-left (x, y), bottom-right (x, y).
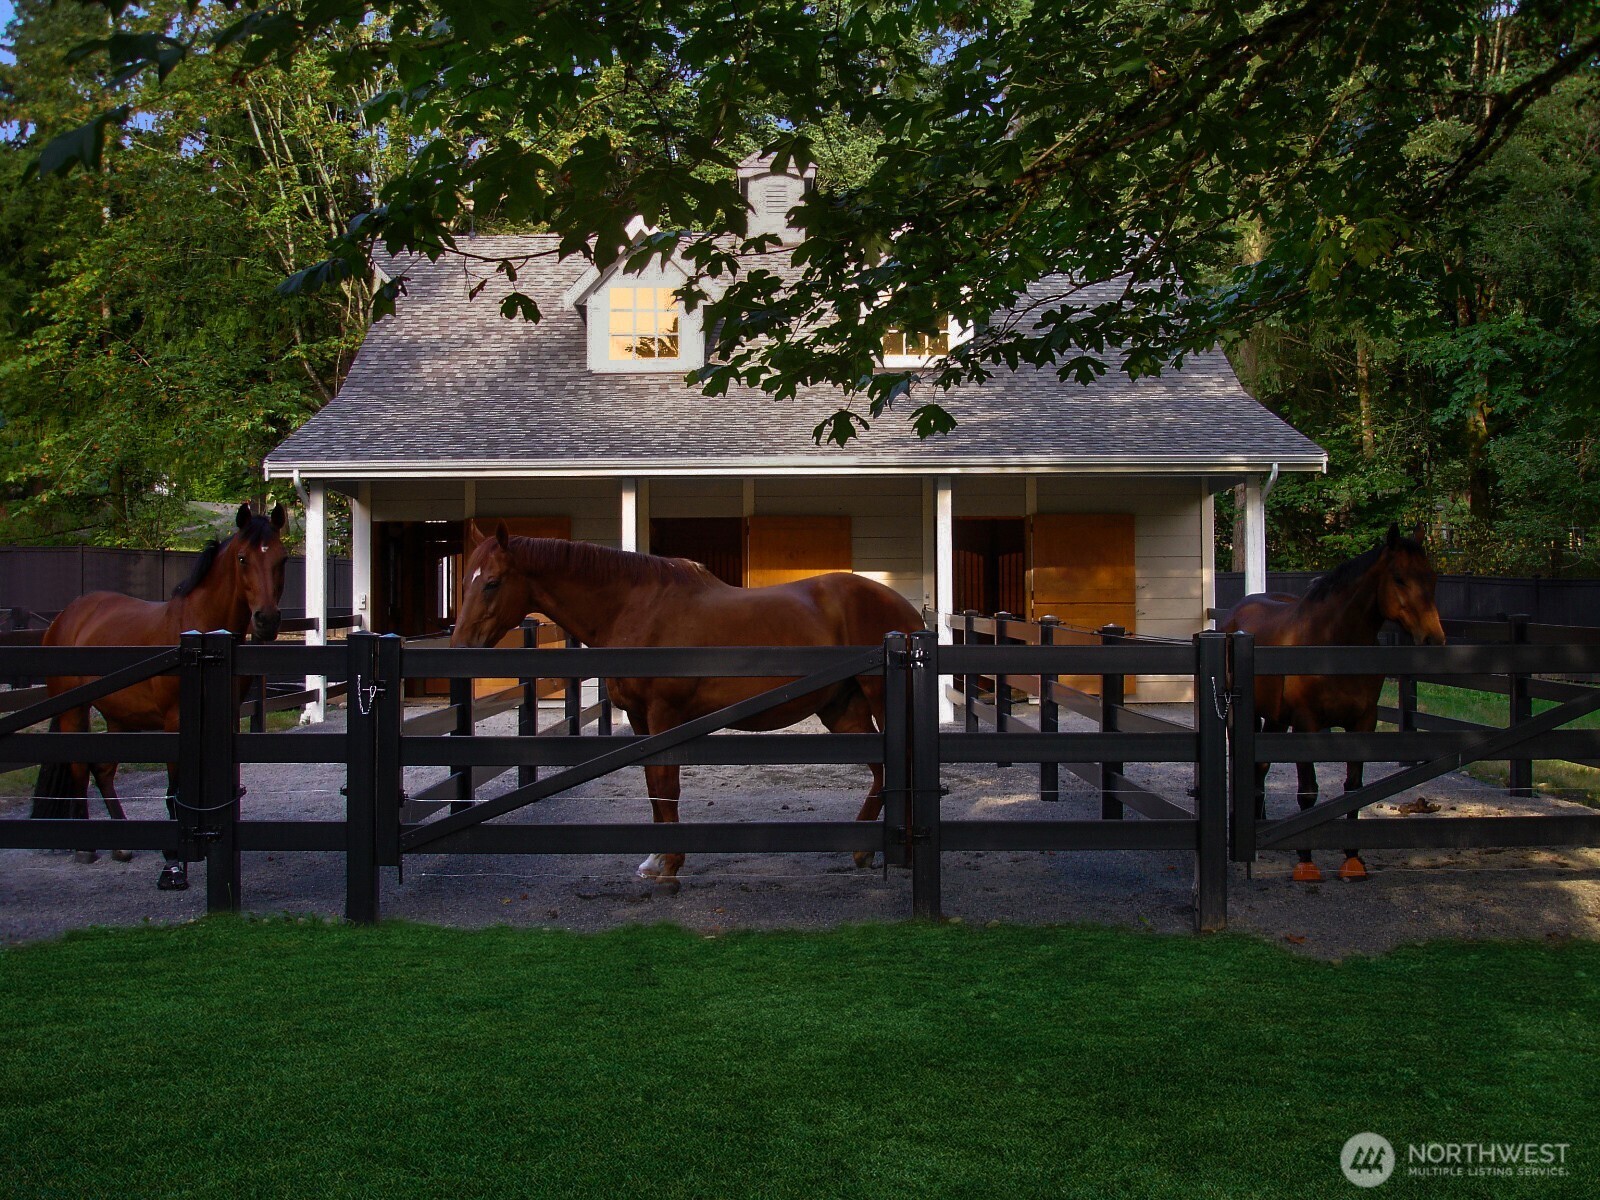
top-left (265, 235), bottom-right (1324, 476)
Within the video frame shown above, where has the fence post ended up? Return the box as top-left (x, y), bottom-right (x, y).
top-left (882, 632), bottom-right (911, 868)
top-left (1039, 617), bottom-right (1059, 802)
top-left (909, 628), bottom-right (942, 919)
top-left (1508, 612), bottom-right (1533, 796)
top-left (374, 634), bottom-right (403, 870)
top-left (565, 633), bottom-right (582, 736)
top-left (1099, 624), bottom-right (1126, 820)
top-left (963, 609), bottom-right (979, 733)
top-left (200, 630), bottom-right (240, 914)
top-left (1228, 631), bottom-right (1258, 864)
top-left (449, 672), bottom-right (474, 811)
top-left (519, 619), bottom-right (540, 789)
top-left (994, 611), bottom-right (1015, 766)
top-left (345, 631), bottom-right (380, 923)
top-left (1194, 631), bottom-right (1228, 933)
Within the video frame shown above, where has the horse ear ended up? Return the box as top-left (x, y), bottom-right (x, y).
top-left (1386, 522), bottom-right (1401, 549)
top-left (270, 503), bottom-right (287, 530)
top-left (495, 521), bottom-right (510, 550)
top-left (236, 503), bottom-right (252, 530)
top-left (1412, 520), bottom-right (1426, 544)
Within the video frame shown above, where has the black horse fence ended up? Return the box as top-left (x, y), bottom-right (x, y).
top-left (3, 625), bottom-right (1600, 932)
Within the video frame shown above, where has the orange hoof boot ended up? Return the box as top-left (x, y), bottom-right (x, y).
top-left (1291, 861), bottom-right (1323, 883)
top-left (1339, 856), bottom-right (1368, 881)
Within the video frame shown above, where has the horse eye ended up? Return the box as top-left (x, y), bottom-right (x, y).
top-left (484, 579), bottom-right (500, 591)
top-left (238, 554), bottom-right (246, 564)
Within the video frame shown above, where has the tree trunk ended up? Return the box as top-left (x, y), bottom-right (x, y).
top-left (1356, 338), bottom-right (1375, 459)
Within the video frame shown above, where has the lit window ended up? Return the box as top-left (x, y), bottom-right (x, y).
top-left (609, 286), bottom-right (680, 361)
top-left (882, 324), bottom-right (950, 359)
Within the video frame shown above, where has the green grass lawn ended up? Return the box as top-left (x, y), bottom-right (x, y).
top-left (2, 919), bottom-right (1595, 1198)
top-left (1380, 680), bottom-right (1600, 804)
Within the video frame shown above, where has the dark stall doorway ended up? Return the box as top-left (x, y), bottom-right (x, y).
top-left (649, 517), bottom-right (745, 587)
top-left (954, 517), bottom-right (1026, 616)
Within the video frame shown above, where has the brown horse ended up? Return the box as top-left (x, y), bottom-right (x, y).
top-left (31, 503), bottom-right (288, 889)
top-left (450, 526), bottom-right (925, 887)
top-left (1222, 524), bottom-right (1446, 882)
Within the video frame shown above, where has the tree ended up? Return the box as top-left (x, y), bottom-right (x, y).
top-left (42, 1), bottom-right (1600, 450)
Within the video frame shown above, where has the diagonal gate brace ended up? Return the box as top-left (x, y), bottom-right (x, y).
top-left (0, 648), bottom-right (181, 742)
top-left (401, 647), bottom-right (884, 853)
top-left (1260, 683), bottom-right (1600, 849)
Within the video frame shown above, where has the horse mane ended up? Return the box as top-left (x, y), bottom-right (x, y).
top-left (514, 537), bottom-right (721, 589)
top-left (172, 516), bottom-right (276, 597)
top-left (172, 540), bottom-right (224, 597)
top-left (1302, 533), bottom-right (1425, 604)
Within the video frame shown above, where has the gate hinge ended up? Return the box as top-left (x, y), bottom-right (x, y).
top-left (186, 828), bottom-right (221, 844)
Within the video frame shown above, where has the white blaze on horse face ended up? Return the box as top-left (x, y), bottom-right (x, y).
top-left (470, 569), bottom-right (482, 585)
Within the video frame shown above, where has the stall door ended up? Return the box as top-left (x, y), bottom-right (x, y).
top-left (745, 516), bottom-right (852, 588)
top-left (650, 517), bottom-right (744, 586)
top-left (954, 517), bottom-right (1026, 616)
top-left (465, 517), bottom-right (571, 699)
top-left (1029, 513), bottom-right (1136, 694)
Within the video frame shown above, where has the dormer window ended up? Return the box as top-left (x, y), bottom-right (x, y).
top-left (880, 316), bottom-right (969, 368)
top-left (609, 287), bottom-right (681, 361)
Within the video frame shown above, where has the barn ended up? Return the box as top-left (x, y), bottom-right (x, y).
top-left (264, 157), bottom-right (1325, 713)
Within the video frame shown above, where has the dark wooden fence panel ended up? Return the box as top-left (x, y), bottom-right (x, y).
top-left (1217, 570), bottom-right (1600, 625)
top-left (0, 545), bottom-right (351, 614)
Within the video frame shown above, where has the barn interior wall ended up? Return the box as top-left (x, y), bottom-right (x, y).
top-left (753, 476), bottom-right (924, 606)
top-left (650, 477), bottom-right (744, 518)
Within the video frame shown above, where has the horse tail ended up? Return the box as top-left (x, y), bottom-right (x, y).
top-left (30, 720), bottom-right (86, 820)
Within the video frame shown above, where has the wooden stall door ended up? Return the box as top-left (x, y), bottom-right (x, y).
top-left (466, 517), bottom-right (571, 698)
top-left (954, 517), bottom-right (1026, 616)
top-left (1029, 513), bottom-right (1136, 695)
top-left (745, 516), bottom-right (852, 588)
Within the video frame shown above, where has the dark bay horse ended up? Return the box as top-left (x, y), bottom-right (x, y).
top-left (450, 526), bottom-right (925, 887)
top-left (1222, 524), bottom-right (1446, 882)
top-left (31, 504), bottom-right (288, 889)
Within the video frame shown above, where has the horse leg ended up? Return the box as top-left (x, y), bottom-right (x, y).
top-left (54, 706), bottom-right (97, 863)
top-left (1254, 717), bottom-right (1284, 822)
top-left (636, 762), bottom-right (684, 892)
top-left (1338, 714), bottom-right (1377, 881)
top-left (93, 718), bottom-right (132, 861)
top-left (1292, 732), bottom-right (1323, 883)
top-left (821, 684), bottom-right (884, 868)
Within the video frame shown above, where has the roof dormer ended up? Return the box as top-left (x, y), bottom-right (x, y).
top-left (737, 152), bottom-right (816, 247)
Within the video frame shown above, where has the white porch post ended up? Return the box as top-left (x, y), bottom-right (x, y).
top-left (1243, 475), bottom-right (1267, 597)
top-left (621, 477), bottom-right (640, 552)
top-left (935, 474), bottom-right (955, 723)
top-left (351, 482), bottom-right (372, 631)
top-left (302, 482), bottom-right (327, 725)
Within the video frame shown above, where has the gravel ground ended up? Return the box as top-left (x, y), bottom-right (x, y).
top-left (4, 701), bottom-right (1599, 957)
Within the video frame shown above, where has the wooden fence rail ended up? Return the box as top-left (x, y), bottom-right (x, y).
top-left (3, 629), bottom-right (1600, 933)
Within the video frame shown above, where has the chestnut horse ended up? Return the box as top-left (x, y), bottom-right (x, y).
top-left (31, 503), bottom-right (288, 889)
top-left (1221, 524), bottom-right (1446, 882)
top-left (451, 526), bottom-right (925, 887)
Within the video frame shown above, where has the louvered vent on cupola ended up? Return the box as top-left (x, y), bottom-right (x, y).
top-left (736, 152), bottom-right (816, 246)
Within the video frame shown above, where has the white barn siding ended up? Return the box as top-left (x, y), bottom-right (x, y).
top-left (649, 477), bottom-right (744, 518)
top-left (472, 479), bottom-right (621, 547)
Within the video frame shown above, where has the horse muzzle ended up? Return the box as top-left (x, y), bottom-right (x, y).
top-left (252, 611), bottom-right (282, 642)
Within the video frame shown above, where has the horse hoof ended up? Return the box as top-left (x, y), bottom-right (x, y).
top-left (1339, 856), bottom-right (1369, 881)
top-left (157, 864), bottom-right (188, 891)
top-left (73, 850), bottom-right (98, 865)
top-left (655, 877), bottom-right (681, 896)
top-left (1291, 861), bottom-right (1322, 883)
top-left (112, 849), bottom-right (134, 863)
top-left (853, 851), bottom-right (876, 869)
